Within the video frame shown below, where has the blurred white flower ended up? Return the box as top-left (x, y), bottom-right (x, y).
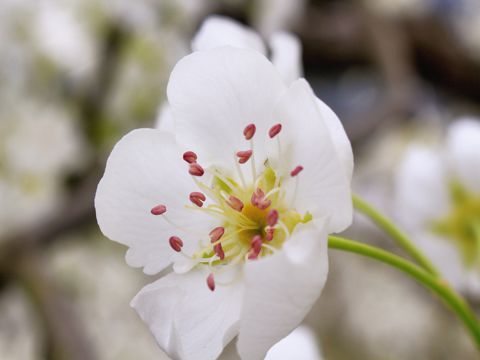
top-left (395, 118), bottom-right (480, 296)
top-left (0, 286), bottom-right (39, 360)
top-left (32, 1), bottom-right (97, 79)
top-left (191, 16), bottom-right (303, 85)
top-left (0, 101), bottom-right (87, 237)
top-left (96, 42), bottom-right (353, 359)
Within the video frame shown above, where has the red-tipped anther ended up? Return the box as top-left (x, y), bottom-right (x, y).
top-left (183, 151), bottom-right (197, 164)
top-left (209, 227), bottom-right (225, 243)
top-left (269, 123), bottom-right (282, 138)
top-left (251, 188), bottom-right (271, 210)
top-left (236, 150), bottom-right (253, 164)
top-left (290, 165), bottom-right (304, 177)
top-left (243, 123), bottom-right (256, 140)
top-left (189, 163), bottom-right (204, 176)
top-left (265, 228), bottom-right (275, 241)
top-left (267, 209), bottom-right (279, 227)
top-left (227, 195), bottom-right (244, 212)
top-left (248, 235), bottom-right (263, 260)
top-left (207, 273), bottom-right (215, 291)
top-left (214, 243), bottom-right (225, 260)
top-left (189, 192), bottom-right (206, 207)
top-left (169, 236), bottom-right (183, 252)
top-left (150, 204), bottom-right (167, 215)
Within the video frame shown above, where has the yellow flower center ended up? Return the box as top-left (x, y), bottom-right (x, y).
top-left (431, 181), bottom-right (480, 268)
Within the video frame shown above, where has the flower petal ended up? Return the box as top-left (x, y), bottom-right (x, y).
top-left (265, 325), bottom-right (323, 360)
top-left (167, 46), bottom-right (287, 175)
top-left (237, 220), bottom-right (328, 360)
top-left (269, 31), bottom-right (303, 85)
top-left (95, 129), bottom-right (217, 275)
top-left (315, 98), bottom-right (354, 182)
top-left (131, 268), bottom-right (244, 360)
top-left (394, 145), bottom-right (449, 228)
top-left (270, 79), bottom-right (352, 233)
top-left (154, 102), bottom-right (175, 132)
top-left (447, 118), bottom-right (480, 193)
top-left (192, 16), bottom-right (266, 54)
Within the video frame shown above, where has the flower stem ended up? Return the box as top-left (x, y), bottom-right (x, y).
top-left (352, 194), bottom-right (440, 277)
top-left (328, 235), bottom-right (480, 348)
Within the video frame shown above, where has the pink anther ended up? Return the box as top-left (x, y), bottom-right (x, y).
top-left (290, 165), bottom-right (304, 177)
top-left (150, 204), bottom-right (167, 215)
top-left (236, 150), bottom-right (253, 164)
top-left (243, 123), bottom-right (256, 140)
top-left (269, 123), bottom-right (282, 138)
top-left (207, 273), bottom-right (215, 291)
top-left (251, 188), bottom-right (271, 210)
top-left (189, 192), bottom-right (206, 207)
top-left (183, 151), bottom-right (197, 164)
top-left (189, 163), bottom-right (204, 176)
top-left (214, 243), bottom-right (225, 260)
top-left (265, 228), bottom-right (275, 241)
top-left (169, 236), bottom-right (183, 252)
top-left (227, 195), bottom-right (244, 212)
top-left (248, 235), bottom-right (263, 260)
top-left (267, 209), bottom-right (279, 227)
top-left (209, 227), bottom-right (225, 243)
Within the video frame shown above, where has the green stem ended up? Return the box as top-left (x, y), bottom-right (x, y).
top-left (328, 235), bottom-right (480, 348)
top-left (353, 193), bottom-right (440, 277)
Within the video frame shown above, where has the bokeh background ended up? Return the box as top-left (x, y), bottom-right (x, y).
top-left (1, 0), bottom-right (480, 359)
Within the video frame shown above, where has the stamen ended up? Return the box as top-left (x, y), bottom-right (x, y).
top-left (265, 228), bottom-right (275, 241)
top-left (169, 236), bottom-right (183, 252)
top-left (183, 151), bottom-right (197, 164)
top-left (214, 243), bottom-right (225, 260)
top-left (269, 123), bottom-right (282, 138)
top-left (207, 273), bottom-right (215, 291)
top-left (243, 123), bottom-right (256, 140)
top-left (251, 188), bottom-right (272, 210)
top-left (290, 165), bottom-right (304, 177)
top-left (227, 195), bottom-right (244, 212)
top-left (267, 209), bottom-right (279, 227)
top-left (209, 227), bottom-right (225, 243)
top-left (236, 150), bottom-right (253, 164)
top-left (233, 153), bottom-right (247, 188)
top-left (189, 163), bottom-right (204, 176)
top-left (189, 192), bottom-right (206, 207)
top-left (248, 235), bottom-right (263, 260)
top-left (150, 204), bottom-right (167, 215)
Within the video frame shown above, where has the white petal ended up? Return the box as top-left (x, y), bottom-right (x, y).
top-left (167, 47), bottom-right (286, 177)
top-left (237, 220), bottom-right (328, 360)
top-left (269, 31), bottom-right (303, 85)
top-left (131, 269), bottom-right (244, 360)
top-left (167, 46), bottom-right (287, 175)
top-left (95, 129), bottom-right (217, 275)
top-left (270, 79), bottom-right (352, 233)
top-left (154, 102), bottom-right (175, 132)
top-left (315, 98), bottom-right (354, 182)
top-left (394, 145), bottom-right (449, 229)
top-left (191, 16), bottom-right (266, 54)
top-left (446, 118), bottom-right (480, 193)
top-left (265, 326), bottom-right (323, 360)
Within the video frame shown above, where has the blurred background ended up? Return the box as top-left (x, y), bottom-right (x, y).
top-left (0, 0), bottom-right (479, 359)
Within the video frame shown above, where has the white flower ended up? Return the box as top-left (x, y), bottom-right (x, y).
top-left (265, 325), bottom-right (323, 360)
top-left (96, 20), bottom-right (352, 360)
top-left (395, 118), bottom-right (480, 296)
